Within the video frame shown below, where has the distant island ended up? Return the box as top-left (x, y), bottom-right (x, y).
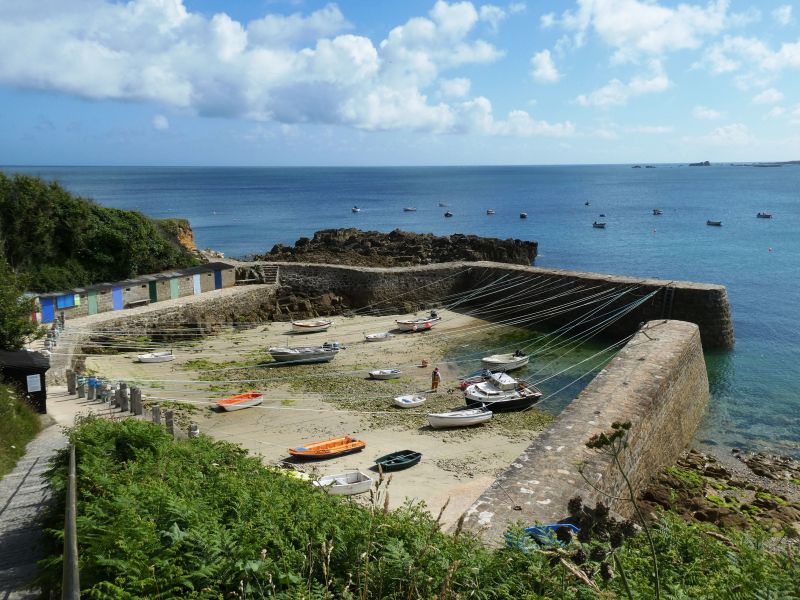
top-left (689, 160), bottom-right (711, 167)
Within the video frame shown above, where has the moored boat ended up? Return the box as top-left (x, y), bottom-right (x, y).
top-left (464, 372), bottom-right (542, 412)
top-left (395, 310), bottom-right (441, 332)
top-left (215, 391), bottom-right (263, 412)
top-left (313, 471), bottom-right (373, 495)
top-left (428, 407), bottom-right (492, 429)
top-left (757, 212), bottom-right (772, 219)
top-left (458, 369), bottom-right (493, 390)
top-left (438, 202), bottom-right (449, 207)
top-left (520, 212), bottom-right (528, 219)
top-left (706, 220), bottom-right (722, 226)
top-left (351, 206), bottom-right (361, 213)
top-left (481, 351), bottom-right (529, 372)
top-left (653, 208), bottom-right (663, 215)
top-left (289, 435), bottom-right (366, 459)
top-left (268, 345), bottom-right (338, 364)
top-left (393, 394), bottom-right (426, 408)
top-left (365, 332), bottom-right (395, 342)
top-left (403, 207), bottom-right (417, 212)
top-left (137, 350), bottom-right (175, 363)
top-left (291, 319), bottom-right (333, 333)
top-left (486, 208), bottom-right (495, 215)
top-left (444, 211), bottom-right (453, 217)
top-left (370, 369), bottom-right (402, 380)
top-left (375, 450), bottom-right (422, 471)
top-left (592, 221), bottom-right (606, 228)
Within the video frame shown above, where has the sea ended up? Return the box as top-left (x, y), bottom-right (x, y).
top-left (3, 164), bottom-right (799, 458)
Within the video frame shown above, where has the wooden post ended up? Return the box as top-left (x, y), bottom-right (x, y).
top-left (66, 370), bottom-right (76, 395)
top-left (114, 386), bottom-right (122, 408)
top-left (165, 410), bottom-right (175, 437)
top-left (87, 384), bottom-right (96, 401)
top-left (120, 382), bottom-right (129, 405)
top-left (131, 387), bottom-right (142, 415)
top-left (61, 444), bottom-right (80, 599)
top-left (77, 383), bottom-right (85, 399)
top-left (152, 405), bottom-right (162, 425)
top-left (119, 388), bottom-right (129, 413)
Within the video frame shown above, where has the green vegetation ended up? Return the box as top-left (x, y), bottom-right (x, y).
top-left (39, 418), bottom-right (800, 599)
top-left (666, 466), bottom-right (705, 491)
top-left (0, 383), bottom-right (41, 478)
top-left (0, 173), bottom-right (199, 292)
top-left (0, 250), bottom-right (44, 349)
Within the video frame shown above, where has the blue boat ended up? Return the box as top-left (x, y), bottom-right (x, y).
top-left (375, 449), bottom-right (422, 472)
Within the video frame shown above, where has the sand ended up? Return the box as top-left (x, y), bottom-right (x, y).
top-left (85, 308), bottom-right (543, 528)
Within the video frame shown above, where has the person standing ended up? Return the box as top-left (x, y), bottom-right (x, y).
top-left (431, 367), bottom-right (441, 392)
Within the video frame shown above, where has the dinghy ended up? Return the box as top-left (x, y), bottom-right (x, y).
top-left (369, 369), bottom-right (402, 380)
top-left (393, 394), bottom-right (426, 408)
top-left (365, 332), bottom-right (395, 342)
top-left (706, 220), bottom-right (722, 227)
top-left (215, 392), bottom-right (263, 412)
top-left (403, 207), bottom-right (417, 212)
top-left (291, 319), bottom-right (333, 333)
top-left (486, 209), bottom-right (495, 215)
top-left (653, 208), bottom-right (663, 215)
top-left (137, 350), bottom-right (175, 363)
top-left (268, 345), bottom-right (338, 364)
top-left (395, 310), bottom-right (441, 332)
top-left (757, 212), bottom-right (772, 219)
top-left (375, 450), bottom-right (422, 472)
top-left (464, 372), bottom-right (542, 412)
top-left (289, 435), bottom-right (365, 459)
top-left (351, 206), bottom-right (361, 213)
top-left (428, 407), bottom-right (492, 429)
top-left (313, 471), bottom-right (373, 495)
top-left (592, 221), bottom-right (606, 229)
top-left (481, 351), bottom-right (529, 372)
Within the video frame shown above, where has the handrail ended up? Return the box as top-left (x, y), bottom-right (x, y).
top-left (62, 443), bottom-right (80, 599)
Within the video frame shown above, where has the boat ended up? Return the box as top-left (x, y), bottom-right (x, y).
top-left (291, 319), bottom-right (333, 333)
top-left (438, 202), bottom-right (449, 207)
top-left (592, 221), bottom-right (606, 228)
top-left (480, 351), bottom-right (529, 372)
top-left (289, 435), bottom-right (365, 459)
top-left (365, 332), bottom-right (395, 342)
top-left (584, 201), bottom-right (590, 206)
top-left (520, 212), bottom-right (528, 219)
top-left (464, 372), bottom-right (542, 412)
top-left (486, 209), bottom-right (495, 215)
top-left (428, 406), bottom-right (492, 429)
top-left (395, 310), bottom-right (441, 332)
top-left (393, 394), bottom-right (426, 408)
top-left (351, 206), bottom-right (361, 213)
top-left (458, 369), bottom-right (493, 390)
top-left (137, 350), bottom-right (175, 363)
top-left (444, 211), bottom-right (453, 218)
top-left (313, 471), bottom-right (373, 495)
top-left (706, 220), bottom-right (722, 227)
top-left (375, 450), bottom-right (422, 471)
top-left (215, 391), bottom-right (263, 412)
top-left (653, 208), bottom-right (663, 215)
top-left (757, 212), bottom-right (772, 219)
top-left (403, 207), bottom-right (417, 212)
top-left (369, 369), bottom-right (402, 380)
top-left (268, 345), bottom-right (338, 364)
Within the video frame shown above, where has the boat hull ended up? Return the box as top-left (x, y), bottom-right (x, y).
top-left (365, 332), bottom-right (395, 342)
top-left (291, 320), bottom-right (333, 333)
top-left (313, 471), bottom-right (373, 495)
top-left (427, 408), bottom-right (492, 429)
top-left (375, 450), bottom-right (422, 471)
top-left (393, 394), bottom-right (425, 408)
top-left (289, 436), bottom-right (366, 459)
top-left (370, 370), bottom-right (402, 380)
top-left (215, 393), bottom-right (264, 411)
top-left (395, 316), bottom-right (441, 331)
top-left (137, 352), bottom-right (175, 363)
top-left (480, 354), bottom-right (529, 372)
top-left (465, 395), bottom-right (540, 412)
top-left (269, 347), bottom-right (338, 364)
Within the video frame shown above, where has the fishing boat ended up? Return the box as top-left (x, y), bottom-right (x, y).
top-left (215, 392), bottom-right (263, 412)
top-left (365, 332), bottom-right (395, 342)
top-left (393, 394), bottom-right (426, 408)
top-left (291, 319), bottom-right (333, 333)
top-left (592, 221), bottom-right (606, 228)
top-left (464, 372), bottom-right (542, 412)
top-left (369, 369), bottom-right (402, 380)
top-left (486, 208), bottom-right (495, 215)
top-left (706, 220), bottom-right (722, 226)
top-left (403, 207), bottom-right (417, 212)
top-left (653, 208), bottom-right (663, 215)
top-left (444, 211), bottom-right (453, 218)
top-left (375, 450), bottom-right (422, 471)
top-left (289, 435), bottom-right (366, 459)
top-left (395, 310), bottom-right (441, 332)
top-left (137, 350), bottom-right (175, 363)
top-left (428, 407), bottom-right (492, 429)
top-left (313, 471), bottom-right (373, 495)
top-left (351, 206), bottom-right (361, 213)
top-left (268, 345), bottom-right (338, 364)
top-left (480, 351), bottom-right (529, 372)
top-left (757, 212), bottom-right (773, 219)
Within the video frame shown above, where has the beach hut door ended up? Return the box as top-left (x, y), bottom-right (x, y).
top-left (149, 281), bottom-right (158, 303)
top-left (169, 278), bottom-right (180, 299)
top-left (40, 297), bottom-right (55, 323)
top-left (214, 270), bottom-right (222, 290)
top-left (112, 288), bottom-right (124, 310)
top-left (87, 291), bottom-right (98, 315)
top-left (192, 274), bottom-right (201, 295)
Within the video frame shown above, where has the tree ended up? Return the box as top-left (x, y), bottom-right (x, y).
top-left (0, 251), bottom-right (44, 350)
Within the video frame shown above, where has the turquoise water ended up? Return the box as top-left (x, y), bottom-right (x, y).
top-left (4, 164), bottom-right (799, 456)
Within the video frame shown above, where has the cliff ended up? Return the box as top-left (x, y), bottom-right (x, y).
top-left (257, 228), bottom-right (538, 267)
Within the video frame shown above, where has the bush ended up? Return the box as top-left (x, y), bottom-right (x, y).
top-left (0, 383), bottom-right (41, 478)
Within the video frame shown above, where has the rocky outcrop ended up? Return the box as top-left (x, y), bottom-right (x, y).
top-left (257, 228), bottom-right (537, 266)
top-left (156, 218), bottom-right (198, 254)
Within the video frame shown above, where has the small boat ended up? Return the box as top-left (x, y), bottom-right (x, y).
top-left (268, 345), bottom-right (338, 364)
top-left (395, 310), bottom-right (441, 332)
top-left (289, 435), bottom-right (365, 459)
top-left (599, 213), bottom-right (606, 217)
top-left (351, 206), bottom-right (361, 213)
top-left (428, 407), bottom-right (492, 429)
top-left (444, 211), bottom-right (453, 218)
top-left (653, 208), bottom-right (663, 215)
top-left (137, 350), bottom-right (175, 363)
top-left (520, 212), bottom-right (528, 219)
top-left (464, 372), bottom-right (542, 412)
top-left (370, 369), bottom-right (402, 380)
top-left (458, 369), bottom-right (493, 391)
top-left (403, 207), bottom-right (417, 212)
top-left (592, 221), bottom-right (606, 228)
top-left (757, 212), bottom-right (772, 219)
top-left (393, 394), bottom-right (426, 408)
top-left (706, 220), bottom-right (722, 227)
top-left (215, 391), bottom-right (263, 412)
top-left (291, 319), bottom-right (333, 333)
top-left (584, 201), bottom-right (590, 206)
top-left (438, 202), bottom-right (449, 207)
top-left (365, 332), bottom-right (395, 342)
top-left (313, 471), bottom-right (373, 495)
top-left (486, 209), bottom-right (495, 215)
top-left (481, 351), bottom-right (529, 372)
top-left (375, 450), bottom-right (422, 472)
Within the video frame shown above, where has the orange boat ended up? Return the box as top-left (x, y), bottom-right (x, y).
top-left (215, 392), bottom-right (263, 412)
top-left (288, 435), bottom-right (365, 459)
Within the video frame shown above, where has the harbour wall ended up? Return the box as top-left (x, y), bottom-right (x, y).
top-left (461, 319), bottom-right (710, 544)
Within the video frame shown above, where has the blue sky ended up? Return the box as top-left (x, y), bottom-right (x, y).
top-left (0, 0), bottom-right (798, 166)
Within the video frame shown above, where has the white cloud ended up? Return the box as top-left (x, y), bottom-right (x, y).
top-left (692, 105), bottom-right (723, 120)
top-left (152, 114), bottom-right (169, 130)
top-left (772, 5), bottom-right (793, 25)
top-left (628, 124), bottom-right (673, 134)
top-left (530, 49), bottom-right (560, 83)
top-left (766, 106), bottom-right (785, 119)
top-left (440, 77), bottom-right (471, 97)
top-left (575, 63), bottom-right (670, 107)
top-left (508, 2), bottom-right (527, 15)
top-left (457, 97), bottom-right (575, 136)
top-left (700, 35), bottom-right (800, 76)
top-left (752, 87), bottom-right (784, 104)
top-left (540, 12), bottom-right (556, 28)
top-left (479, 5), bottom-right (507, 32)
top-left (699, 123), bottom-right (755, 145)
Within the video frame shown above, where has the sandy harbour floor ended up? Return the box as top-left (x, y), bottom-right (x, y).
top-left (86, 308), bottom-right (546, 529)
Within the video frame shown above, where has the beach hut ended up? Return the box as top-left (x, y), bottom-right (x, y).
top-left (0, 350), bottom-right (50, 413)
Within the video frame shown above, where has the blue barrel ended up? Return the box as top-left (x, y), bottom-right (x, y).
top-left (88, 377), bottom-right (97, 388)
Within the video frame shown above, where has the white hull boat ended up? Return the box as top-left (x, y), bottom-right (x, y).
top-left (395, 311), bottom-right (441, 332)
top-left (428, 407), bottom-right (492, 429)
top-left (365, 332), bottom-right (395, 342)
top-left (291, 319), bottom-right (333, 333)
top-left (370, 369), bottom-right (402, 380)
top-left (313, 471), bottom-right (373, 496)
top-left (137, 351), bottom-right (175, 363)
top-left (480, 353), bottom-right (529, 372)
top-left (269, 346), bottom-right (338, 364)
top-left (393, 394), bottom-right (426, 408)
top-left (464, 372), bottom-right (542, 412)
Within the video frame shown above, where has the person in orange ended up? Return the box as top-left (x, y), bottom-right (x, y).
top-left (431, 367), bottom-right (442, 392)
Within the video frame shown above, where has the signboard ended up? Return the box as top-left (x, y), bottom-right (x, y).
top-left (26, 374), bottom-right (41, 393)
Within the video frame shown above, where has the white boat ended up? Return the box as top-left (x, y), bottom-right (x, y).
top-left (215, 392), bottom-right (264, 412)
top-left (464, 372), bottom-right (542, 412)
top-left (313, 471), bottom-right (373, 496)
top-left (352, 206), bottom-right (361, 213)
top-left (395, 310), bottom-right (441, 332)
top-left (403, 207), bottom-right (417, 212)
top-left (268, 346), bottom-right (338, 364)
top-left (291, 319), bottom-right (333, 333)
top-left (480, 352), bottom-right (529, 372)
top-left (365, 332), bottom-right (395, 342)
top-left (393, 394), bottom-right (426, 408)
top-left (520, 212), bottom-right (528, 219)
top-left (486, 209), bottom-right (495, 215)
top-left (370, 369), bottom-right (402, 380)
top-left (428, 407), bottom-right (492, 429)
top-left (137, 350), bottom-right (175, 363)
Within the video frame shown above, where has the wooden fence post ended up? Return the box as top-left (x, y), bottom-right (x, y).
top-left (165, 410), bottom-right (175, 437)
top-left (131, 387), bottom-right (143, 415)
top-left (152, 405), bottom-right (162, 425)
top-left (66, 370), bottom-right (76, 395)
top-left (114, 386), bottom-right (122, 409)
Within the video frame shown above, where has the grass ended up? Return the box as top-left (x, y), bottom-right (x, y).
top-left (0, 383), bottom-right (41, 478)
top-left (666, 466), bottom-right (705, 490)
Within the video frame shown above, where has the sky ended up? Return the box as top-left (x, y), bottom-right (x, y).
top-left (0, 0), bottom-right (798, 166)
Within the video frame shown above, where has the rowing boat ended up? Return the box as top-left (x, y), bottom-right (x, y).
top-left (137, 350), bottom-right (175, 363)
top-left (393, 394), bottom-right (425, 408)
top-left (427, 407), bottom-right (492, 429)
top-left (375, 450), bottom-right (422, 471)
top-left (288, 435), bottom-right (365, 459)
top-left (365, 332), bottom-right (395, 342)
top-left (395, 310), bottom-right (441, 332)
top-left (480, 352), bottom-right (529, 372)
top-left (313, 471), bottom-right (373, 495)
top-left (291, 319), bottom-right (333, 333)
top-left (215, 392), bottom-right (263, 412)
top-left (370, 369), bottom-right (402, 380)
